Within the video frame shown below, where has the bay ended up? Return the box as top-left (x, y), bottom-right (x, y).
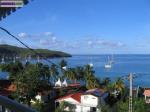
top-left (1, 54), bottom-right (150, 87)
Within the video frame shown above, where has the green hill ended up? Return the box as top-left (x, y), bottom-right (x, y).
top-left (0, 44), bottom-right (71, 58)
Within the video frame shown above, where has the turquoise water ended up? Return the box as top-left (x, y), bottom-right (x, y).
top-left (1, 54), bottom-right (150, 87)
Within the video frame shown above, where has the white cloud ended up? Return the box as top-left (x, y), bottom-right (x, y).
top-left (51, 36), bottom-right (57, 43)
top-left (87, 40), bottom-right (93, 45)
top-left (85, 38), bottom-right (125, 48)
top-left (17, 31), bottom-right (125, 52)
top-left (117, 42), bottom-right (124, 47)
top-left (18, 32), bottom-right (27, 38)
top-left (44, 32), bottom-right (53, 36)
top-left (39, 39), bottom-right (49, 45)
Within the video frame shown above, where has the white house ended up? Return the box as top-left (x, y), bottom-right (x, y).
top-left (55, 88), bottom-right (108, 112)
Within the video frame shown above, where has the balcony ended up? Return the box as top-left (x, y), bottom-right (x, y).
top-left (0, 95), bottom-right (36, 112)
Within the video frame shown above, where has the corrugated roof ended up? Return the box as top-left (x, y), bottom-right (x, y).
top-left (0, 0), bottom-right (32, 20)
top-left (84, 88), bottom-right (105, 97)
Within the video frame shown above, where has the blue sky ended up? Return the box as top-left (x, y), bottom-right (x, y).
top-left (1, 0), bottom-right (150, 54)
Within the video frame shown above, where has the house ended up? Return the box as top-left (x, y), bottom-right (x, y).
top-left (0, 80), bottom-right (16, 112)
top-left (0, 80), bottom-right (16, 96)
top-left (55, 88), bottom-right (108, 112)
top-left (31, 89), bottom-right (56, 104)
top-left (143, 89), bottom-right (150, 103)
top-left (55, 92), bottom-right (82, 112)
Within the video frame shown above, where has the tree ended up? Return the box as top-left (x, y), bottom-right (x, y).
top-left (116, 98), bottom-right (148, 112)
top-left (1, 61), bottom-right (23, 80)
top-left (31, 100), bottom-right (45, 112)
top-left (50, 64), bottom-right (59, 82)
top-left (84, 64), bottom-right (99, 89)
top-left (102, 77), bottom-right (111, 87)
top-left (14, 64), bottom-right (41, 106)
top-left (60, 59), bottom-right (67, 69)
top-left (55, 101), bottom-right (75, 112)
top-left (75, 66), bottom-right (84, 81)
top-left (114, 78), bottom-right (125, 92)
top-left (42, 65), bottom-right (50, 83)
top-left (65, 68), bottom-right (76, 83)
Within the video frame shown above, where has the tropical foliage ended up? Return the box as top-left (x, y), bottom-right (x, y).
top-left (0, 59), bottom-right (148, 112)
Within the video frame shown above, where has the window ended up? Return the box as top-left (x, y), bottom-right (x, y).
top-left (90, 107), bottom-right (96, 112)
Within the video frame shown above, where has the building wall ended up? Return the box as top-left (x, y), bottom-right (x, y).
top-left (75, 105), bottom-right (100, 112)
top-left (81, 94), bottom-right (98, 107)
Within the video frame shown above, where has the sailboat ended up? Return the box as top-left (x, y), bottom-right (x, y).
top-left (25, 56), bottom-right (28, 63)
top-left (110, 54), bottom-right (115, 64)
top-left (104, 56), bottom-right (112, 69)
top-left (37, 56), bottom-right (40, 63)
top-left (1, 56), bottom-right (5, 64)
top-left (13, 57), bottom-right (16, 63)
top-left (28, 55), bottom-right (31, 61)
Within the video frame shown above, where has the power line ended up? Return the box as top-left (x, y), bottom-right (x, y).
top-left (0, 27), bottom-right (64, 71)
top-left (1, 27), bottom-right (150, 112)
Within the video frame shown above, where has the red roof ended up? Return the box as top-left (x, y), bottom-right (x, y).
top-left (0, 80), bottom-right (16, 96)
top-left (68, 83), bottom-right (80, 87)
top-left (144, 90), bottom-right (150, 96)
top-left (56, 92), bottom-right (82, 103)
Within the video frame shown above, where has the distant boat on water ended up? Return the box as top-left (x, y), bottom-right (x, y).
top-left (37, 56), bottom-right (40, 63)
top-left (13, 57), bottom-right (16, 63)
top-left (28, 55), bottom-right (31, 61)
top-left (110, 54), bottom-right (115, 64)
top-left (104, 56), bottom-right (112, 69)
top-left (1, 56), bottom-right (5, 64)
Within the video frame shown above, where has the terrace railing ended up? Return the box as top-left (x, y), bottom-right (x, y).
top-left (0, 95), bottom-right (36, 112)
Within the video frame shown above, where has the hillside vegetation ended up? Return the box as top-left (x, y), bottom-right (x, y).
top-left (0, 44), bottom-right (71, 58)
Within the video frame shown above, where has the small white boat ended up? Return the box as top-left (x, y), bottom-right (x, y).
top-left (13, 57), bottom-right (16, 63)
top-left (1, 56), bottom-right (5, 64)
top-left (105, 56), bottom-right (112, 69)
top-left (110, 54), bottom-right (115, 64)
top-left (28, 55), bottom-right (31, 61)
top-left (37, 56), bottom-right (40, 63)
top-left (105, 63), bottom-right (112, 68)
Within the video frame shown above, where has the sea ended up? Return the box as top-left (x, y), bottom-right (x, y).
top-left (1, 54), bottom-right (150, 87)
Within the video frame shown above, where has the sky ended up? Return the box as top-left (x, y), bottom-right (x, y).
top-left (1, 0), bottom-right (150, 54)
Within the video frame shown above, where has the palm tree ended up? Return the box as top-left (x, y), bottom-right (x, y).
top-left (42, 65), bottom-right (50, 83)
top-left (75, 66), bottom-right (84, 81)
top-left (55, 101), bottom-right (76, 112)
top-left (60, 59), bottom-right (67, 69)
top-left (114, 77), bottom-right (125, 92)
top-left (50, 64), bottom-right (59, 82)
top-left (102, 77), bottom-right (111, 86)
top-left (65, 68), bottom-right (76, 83)
top-left (84, 64), bottom-right (99, 89)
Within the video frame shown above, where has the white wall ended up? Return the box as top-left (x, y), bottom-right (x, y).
top-left (81, 94), bottom-right (98, 107)
top-left (75, 105), bottom-right (91, 112)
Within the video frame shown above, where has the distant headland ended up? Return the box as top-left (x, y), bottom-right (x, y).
top-left (0, 44), bottom-right (71, 58)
